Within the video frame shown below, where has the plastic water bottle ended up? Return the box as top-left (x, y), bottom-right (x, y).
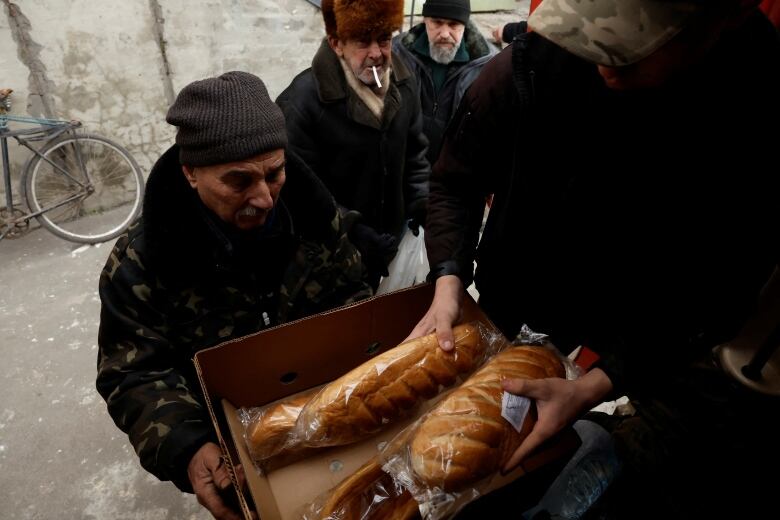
top-left (558, 446), bottom-right (620, 518)
top-left (523, 420), bottom-right (621, 520)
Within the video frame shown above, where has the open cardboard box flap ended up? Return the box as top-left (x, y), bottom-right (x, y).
top-left (194, 284), bottom-right (579, 520)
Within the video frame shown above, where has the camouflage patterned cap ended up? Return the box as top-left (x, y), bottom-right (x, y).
top-left (528, 0), bottom-right (706, 66)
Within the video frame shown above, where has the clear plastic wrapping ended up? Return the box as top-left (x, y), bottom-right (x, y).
top-left (301, 458), bottom-right (420, 520)
top-left (376, 327), bottom-right (576, 520)
top-left (512, 324), bottom-right (582, 380)
top-left (239, 387), bottom-right (318, 468)
top-left (289, 321), bottom-right (508, 450)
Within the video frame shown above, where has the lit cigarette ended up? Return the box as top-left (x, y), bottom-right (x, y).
top-left (372, 66), bottom-right (382, 88)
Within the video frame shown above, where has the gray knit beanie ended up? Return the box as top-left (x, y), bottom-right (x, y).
top-left (422, 0), bottom-right (470, 26)
top-left (166, 71), bottom-right (287, 167)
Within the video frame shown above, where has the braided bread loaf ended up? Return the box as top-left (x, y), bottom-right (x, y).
top-left (409, 345), bottom-right (565, 491)
top-left (314, 458), bottom-right (419, 520)
top-left (296, 323), bottom-right (489, 447)
top-left (246, 388), bottom-right (317, 462)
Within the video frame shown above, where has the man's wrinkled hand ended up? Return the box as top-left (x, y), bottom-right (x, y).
top-left (188, 442), bottom-right (256, 520)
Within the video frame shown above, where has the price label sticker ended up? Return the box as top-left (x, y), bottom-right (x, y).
top-left (501, 392), bottom-right (531, 433)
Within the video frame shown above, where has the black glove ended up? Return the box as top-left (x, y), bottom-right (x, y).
top-left (349, 223), bottom-right (398, 277)
top-left (407, 201), bottom-right (427, 237)
top-left (408, 216), bottom-right (424, 236)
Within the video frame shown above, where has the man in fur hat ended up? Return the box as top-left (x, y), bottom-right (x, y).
top-left (277, 0), bottom-right (431, 290)
top-left (393, 0), bottom-right (497, 165)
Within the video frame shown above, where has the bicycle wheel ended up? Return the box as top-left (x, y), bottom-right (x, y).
top-left (23, 133), bottom-right (144, 243)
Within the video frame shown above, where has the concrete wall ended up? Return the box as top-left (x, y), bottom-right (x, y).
top-left (162, 0), bottom-right (326, 106)
top-left (1, 0), bottom-right (527, 197)
top-left (405, 0), bottom-right (517, 13)
top-left (0, 0), bottom-right (326, 182)
top-left (1, 0), bottom-right (328, 202)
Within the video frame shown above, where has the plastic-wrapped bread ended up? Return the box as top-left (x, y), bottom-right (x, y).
top-left (245, 389), bottom-right (317, 462)
top-left (308, 458), bottom-right (420, 520)
top-left (295, 322), bottom-right (498, 447)
top-left (408, 345), bottom-right (565, 491)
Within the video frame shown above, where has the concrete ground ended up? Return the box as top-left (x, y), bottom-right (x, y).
top-left (0, 233), bottom-right (207, 519)
top-left (0, 6), bottom-right (528, 520)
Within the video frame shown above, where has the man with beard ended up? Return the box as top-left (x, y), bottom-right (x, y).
top-left (393, 0), bottom-right (496, 165)
top-left (277, 0), bottom-right (431, 290)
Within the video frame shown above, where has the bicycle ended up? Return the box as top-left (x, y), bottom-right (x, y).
top-left (0, 88), bottom-right (144, 243)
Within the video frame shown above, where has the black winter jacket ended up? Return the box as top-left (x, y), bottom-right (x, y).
top-left (393, 22), bottom-right (496, 164)
top-left (276, 40), bottom-right (430, 240)
top-left (426, 13), bottom-right (780, 396)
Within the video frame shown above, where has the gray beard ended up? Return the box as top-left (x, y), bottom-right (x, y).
top-left (429, 41), bottom-right (458, 64)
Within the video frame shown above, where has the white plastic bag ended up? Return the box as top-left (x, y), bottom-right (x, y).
top-left (376, 228), bottom-right (429, 295)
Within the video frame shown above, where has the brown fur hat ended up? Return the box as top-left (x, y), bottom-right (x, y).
top-left (322, 0), bottom-right (404, 41)
top-left (322, 0), bottom-right (338, 37)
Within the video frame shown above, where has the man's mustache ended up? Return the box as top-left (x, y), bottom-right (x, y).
top-left (364, 58), bottom-right (386, 68)
top-left (435, 36), bottom-right (457, 45)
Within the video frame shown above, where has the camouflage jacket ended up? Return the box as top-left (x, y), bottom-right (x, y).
top-left (96, 145), bottom-right (371, 491)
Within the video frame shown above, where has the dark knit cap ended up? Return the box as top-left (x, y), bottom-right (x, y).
top-left (166, 71), bottom-right (287, 167)
top-left (422, 0), bottom-right (471, 25)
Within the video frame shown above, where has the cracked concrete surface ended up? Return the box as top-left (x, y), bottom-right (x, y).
top-left (0, 233), bottom-right (209, 519)
top-left (3, 0), bottom-right (57, 118)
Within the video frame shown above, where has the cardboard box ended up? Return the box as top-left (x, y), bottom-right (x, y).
top-left (194, 284), bottom-right (578, 520)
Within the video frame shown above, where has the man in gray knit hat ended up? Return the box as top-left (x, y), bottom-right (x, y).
top-left (96, 71), bottom-right (370, 519)
top-left (393, 0), bottom-right (497, 166)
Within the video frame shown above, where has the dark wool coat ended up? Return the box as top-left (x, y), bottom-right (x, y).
top-left (276, 40), bottom-right (430, 240)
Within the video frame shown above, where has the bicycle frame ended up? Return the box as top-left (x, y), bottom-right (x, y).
top-left (1, 105), bottom-right (144, 244)
top-left (0, 114), bottom-right (82, 215)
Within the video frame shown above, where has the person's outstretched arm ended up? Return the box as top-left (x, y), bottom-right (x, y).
top-left (408, 48), bottom-right (518, 348)
top-left (405, 274), bottom-right (465, 350)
